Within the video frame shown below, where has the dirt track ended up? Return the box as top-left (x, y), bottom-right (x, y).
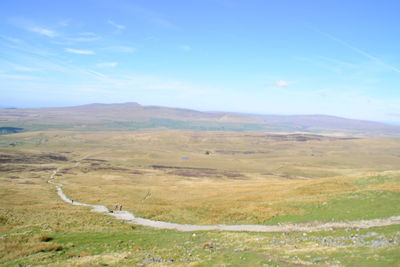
top-left (48, 170), bottom-right (400, 232)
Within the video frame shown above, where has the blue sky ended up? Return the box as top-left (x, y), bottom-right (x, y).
top-left (1, 0), bottom-right (400, 123)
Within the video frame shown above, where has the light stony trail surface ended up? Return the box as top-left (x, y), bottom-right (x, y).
top-left (48, 170), bottom-right (400, 232)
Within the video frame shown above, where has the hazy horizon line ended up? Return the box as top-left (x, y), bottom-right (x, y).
top-left (1, 101), bottom-right (399, 126)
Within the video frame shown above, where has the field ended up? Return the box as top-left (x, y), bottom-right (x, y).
top-left (1, 130), bottom-right (400, 266)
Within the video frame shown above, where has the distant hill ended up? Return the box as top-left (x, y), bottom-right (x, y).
top-left (0, 102), bottom-right (399, 135)
top-left (1, 102), bottom-right (256, 124)
top-left (249, 114), bottom-right (400, 136)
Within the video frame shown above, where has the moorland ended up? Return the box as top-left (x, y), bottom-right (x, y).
top-left (1, 103), bottom-right (400, 266)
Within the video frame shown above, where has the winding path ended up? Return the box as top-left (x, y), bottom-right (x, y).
top-left (48, 170), bottom-right (400, 232)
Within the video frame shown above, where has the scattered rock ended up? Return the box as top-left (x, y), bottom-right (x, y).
top-left (203, 241), bottom-right (214, 249)
top-left (312, 257), bottom-right (328, 263)
top-left (365, 232), bottom-right (378, 237)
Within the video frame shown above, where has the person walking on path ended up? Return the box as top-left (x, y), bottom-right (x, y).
top-left (120, 204), bottom-right (122, 211)
top-left (114, 204), bottom-right (118, 211)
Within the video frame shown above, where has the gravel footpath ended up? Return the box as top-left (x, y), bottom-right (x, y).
top-left (48, 170), bottom-right (400, 232)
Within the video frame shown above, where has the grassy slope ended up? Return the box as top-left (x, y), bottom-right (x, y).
top-left (1, 171), bottom-right (399, 266)
top-left (1, 130), bottom-right (400, 265)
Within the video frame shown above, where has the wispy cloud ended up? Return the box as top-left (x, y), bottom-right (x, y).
top-left (295, 56), bottom-right (344, 74)
top-left (117, 4), bottom-right (177, 30)
top-left (151, 17), bottom-right (177, 30)
top-left (180, 45), bottom-right (192, 52)
top-left (315, 29), bottom-right (400, 74)
top-left (12, 65), bottom-right (40, 72)
top-left (0, 37), bottom-right (54, 57)
top-left (96, 62), bottom-right (118, 68)
top-left (316, 55), bottom-right (357, 68)
top-left (8, 18), bottom-right (58, 38)
top-left (0, 34), bottom-right (22, 43)
top-left (29, 26), bottom-right (57, 37)
top-left (79, 87), bottom-right (112, 94)
top-left (275, 80), bottom-right (289, 87)
top-left (108, 20), bottom-right (126, 32)
top-left (102, 74), bottom-right (208, 95)
top-left (65, 48), bottom-right (94, 55)
top-left (66, 32), bottom-right (100, 42)
top-left (58, 19), bottom-right (70, 27)
top-left (0, 59), bottom-right (40, 72)
top-left (86, 70), bottom-right (109, 80)
top-left (103, 46), bottom-right (135, 53)
top-left (0, 73), bottom-right (39, 80)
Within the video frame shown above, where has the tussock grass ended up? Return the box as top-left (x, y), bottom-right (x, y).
top-left (4, 130), bottom-right (400, 225)
top-left (1, 130), bottom-right (400, 265)
top-left (30, 233), bottom-right (52, 242)
top-left (0, 235), bottom-right (62, 263)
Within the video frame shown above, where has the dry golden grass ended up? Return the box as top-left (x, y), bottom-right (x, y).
top-left (2, 130), bottom-right (400, 224)
top-left (373, 182), bottom-right (400, 192)
top-left (63, 169), bottom-right (361, 224)
top-left (0, 148), bottom-right (132, 263)
top-left (0, 236), bottom-right (62, 263)
top-left (1, 130), bottom-right (400, 265)
top-left (12, 130), bottom-right (393, 224)
top-left (64, 252), bottom-right (129, 266)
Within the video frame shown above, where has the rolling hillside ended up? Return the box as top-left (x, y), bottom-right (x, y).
top-left (250, 114), bottom-right (400, 135)
top-left (0, 102), bottom-right (399, 135)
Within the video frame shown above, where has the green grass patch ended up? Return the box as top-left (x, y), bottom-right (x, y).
top-left (1, 118), bottom-right (298, 132)
top-left (352, 175), bottom-right (400, 188)
top-left (267, 190), bottom-right (400, 224)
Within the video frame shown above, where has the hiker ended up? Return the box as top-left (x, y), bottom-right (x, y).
top-left (72, 200), bottom-right (74, 204)
top-left (120, 205), bottom-right (122, 211)
top-left (114, 204), bottom-right (118, 210)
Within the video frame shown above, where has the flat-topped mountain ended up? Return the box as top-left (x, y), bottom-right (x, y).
top-left (0, 102), bottom-right (399, 135)
top-left (0, 102), bottom-right (256, 124)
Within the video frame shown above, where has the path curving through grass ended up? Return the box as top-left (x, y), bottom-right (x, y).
top-left (48, 169), bottom-right (400, 232)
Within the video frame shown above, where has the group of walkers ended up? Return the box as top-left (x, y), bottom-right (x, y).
top-left (70, 199), bottom-right (122, 213)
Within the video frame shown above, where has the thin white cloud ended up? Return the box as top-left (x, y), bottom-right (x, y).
top-left (86, 70), bottom-right (108, 80)
top-left (104, 46), bottom-right (136, 53)
top-left (66, 32), bottom-right (100, 42)
top-left (121, 4), bottom-right (177, 30)
top-left (13, 65), bottom-right (40, 72)
top-left (275, 80), bottom-right (289, 87)
top-left (180, 45), bottom-right (192, 52)
top-left (295, 56), bottom-right (344, 74)
top-left (315, 29), bottom-right (400, 74)
top-left (0, 34), bottom-right (21, 43)
top-left (8, 18), bottom-right (57, 37)
top-left (29, 26), bottom-right (57, 37)
top-left (65, 48), bottom-right (94, 55)
top-left (316, 55), bottom-right (357, 68)
top-left (96, 62), bottom-right (118, 68)
top-left (80, 87), bottom-right (111, 94)
top-left (108, 20), bottom-right (126, 32)
top-left (152, 17), bottom-right (177, 30)
top-left (0, 60), bottom-right (40, 72)
top-left (0, 73), bottom-right (38, 80)
top-left (58, 19), bottom-right (70, 27)
top-left (145, 35), bottom-right (159, 42)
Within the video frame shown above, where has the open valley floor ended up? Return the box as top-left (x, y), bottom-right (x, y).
top-left (1, 130), bottom-right (400, 265)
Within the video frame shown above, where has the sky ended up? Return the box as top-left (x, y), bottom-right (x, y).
top-left (0, 0), bottom-right (400, 123)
